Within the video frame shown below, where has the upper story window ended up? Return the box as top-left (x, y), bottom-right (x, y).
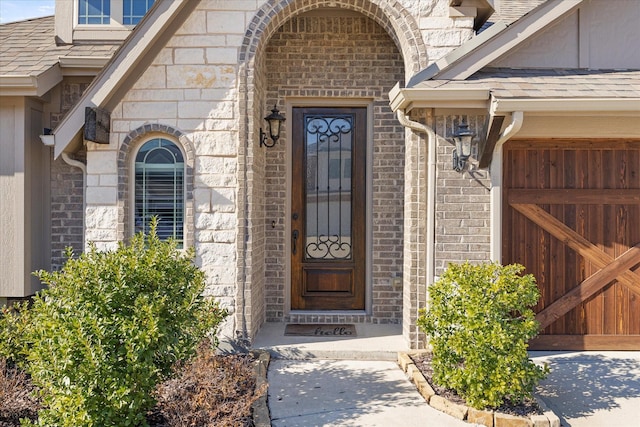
top-left (134, 138), bottom-right (185, 246)
top-left (123, 0), bottom-right (155, 25)
top-left (78, 0), bottom-right (110, 24)
top-left (76, 0), bottom-right (154, 26)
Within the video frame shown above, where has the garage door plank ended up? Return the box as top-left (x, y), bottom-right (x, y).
top-left (511, 203), bottom-right (640, 296)
top-left (535, 243), bottom-right (640, 329)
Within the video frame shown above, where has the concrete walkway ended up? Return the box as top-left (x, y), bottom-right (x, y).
top-left (253, 323), bottom-right (640, 427)
top-left (267, 358), bottom-right (469, 427)
top-left (530, 351), bottom-right (640, 427)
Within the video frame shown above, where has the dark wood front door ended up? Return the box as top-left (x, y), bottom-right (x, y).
top-left (503, 140), bottom-right (640, 350)
top-left (291, 107), bottom-right (366, 310)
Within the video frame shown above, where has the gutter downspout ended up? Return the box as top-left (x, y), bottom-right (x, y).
top-left (61, 152), bottom-right (87, 251)
top-left (489, 111), bottom-right (523, 261)
top-left (396, 110), bottom-right (437, 315)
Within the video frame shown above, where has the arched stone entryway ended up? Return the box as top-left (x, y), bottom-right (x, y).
top-left (235, 0), bottom-right (428, 341)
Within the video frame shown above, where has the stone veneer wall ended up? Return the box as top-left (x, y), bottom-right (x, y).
top-left (87, 2), bottom-right (246, 338)
top-left (264, 14), bottom-right (406, 324)
top-left (49, 78), bottom-right (91, 270)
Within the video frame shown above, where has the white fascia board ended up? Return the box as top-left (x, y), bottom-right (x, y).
top-left (389, 83), bottom-right (490, 112)
top-left (438, 0), bottom-right (584, 80)
top-left (0, 75), bottom-right (38, 96)
top-left (406, 22), bottom-right (506, 87)
top-left (59, 56), bottom-right (112, 69)
top-left (0, 65), bottom-right (63, 97)
top-left (491, 97), bottom-right (640, 115)
top-left (53, 0), bottom-right (189, 158)
top-left (34, 65), bottom-right (63, 96)
top-left (60, 56), bottom-right (112, 77)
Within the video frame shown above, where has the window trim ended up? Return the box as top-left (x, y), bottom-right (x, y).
top-left (71, 0), bottom-right (155, 41)
top-left (131, 136), bottom-right (187, 247)
top-left (123, 0), bottom-right (154, 25)
top-left (77, 0), bottom-right (111, 25)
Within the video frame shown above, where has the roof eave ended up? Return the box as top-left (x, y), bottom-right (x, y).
top-left (491, 97), bottom-right (640, 115)
top-left (408, 0), bottom-right (586, 86)
top-left (449, 0), bottom-right (495, 32)
top-left (390, 82), bottom-right (490, 112)
top-left (0, 65), bottom-right (63, 97)
top-left (59, 56), bottom-right (114, 77)
top-left (52, 0), bottom-right (195, 158)
top-left (438, 0), bottom-right (585, 80)
top-left (407, 22), bottom-right (507, 88)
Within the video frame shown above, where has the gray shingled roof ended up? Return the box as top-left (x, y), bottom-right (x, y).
top-left (415, 68), bottom-right (640, 99)
top-left (0, 16), bottom-right (119, 77)
top-left (493, 0), bottom-right (548, 25)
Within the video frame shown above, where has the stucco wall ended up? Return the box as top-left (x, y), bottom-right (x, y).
top-left (492, 0), bottom-right (640, 69)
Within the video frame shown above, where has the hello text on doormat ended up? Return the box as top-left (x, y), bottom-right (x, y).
top-left (284, 324), bottom-right (357, 337)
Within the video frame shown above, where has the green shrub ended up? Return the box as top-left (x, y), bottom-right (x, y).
top-left (0, 220), bottom-right (227, 426)
top-left (0, 301), bottom-right (32, 367)
top-left (417, 262), bottom-right (548, 409)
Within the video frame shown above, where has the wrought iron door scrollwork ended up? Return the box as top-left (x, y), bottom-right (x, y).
top-left (304, 114), bottom-right (354, 260)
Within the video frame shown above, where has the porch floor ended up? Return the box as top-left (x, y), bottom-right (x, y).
top-left (251, 322), bottom-right (409, 361)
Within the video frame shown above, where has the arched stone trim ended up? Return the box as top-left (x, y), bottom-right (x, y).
top-left (117, 124), bottom-right (195, 247)
top-left (234, 0), bottom-right (426, 338)
top-left (239, 0), bottom-right (428, 75)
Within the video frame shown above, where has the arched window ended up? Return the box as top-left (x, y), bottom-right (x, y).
top-left (134, 138), bottom-right (184, 245)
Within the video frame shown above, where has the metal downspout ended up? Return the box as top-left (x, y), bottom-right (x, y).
top-left (61, 152), bottom-right (87, 251)
top-left (396, 109), bottom-right (437, 306)
top-left (489, 111), bottom-right (524, 261)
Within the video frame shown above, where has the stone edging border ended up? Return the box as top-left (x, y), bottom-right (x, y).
top-left (251, 350), bottom-right (272, 427)
top-left (398, 352), bottom-right (561, 427)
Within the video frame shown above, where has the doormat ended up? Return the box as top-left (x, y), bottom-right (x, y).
top-left (284, 324), bottom-right (357, 337)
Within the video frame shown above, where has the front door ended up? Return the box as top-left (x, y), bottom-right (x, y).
top-left (291, 107), bottom-right (367, 310)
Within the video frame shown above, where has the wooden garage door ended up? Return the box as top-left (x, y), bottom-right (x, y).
top-left (503, 140), bottom-right (640, 350)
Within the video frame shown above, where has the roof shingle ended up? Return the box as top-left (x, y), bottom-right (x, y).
top-left (0, 16), bottom-right (119, 77)
top-left (415, 68), bottom-right (640, 99)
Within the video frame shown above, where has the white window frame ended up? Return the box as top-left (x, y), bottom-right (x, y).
top-left (123, 0), bottom-right (154, 25)
top-left (71, 0), bottom-right (154, 41)
top-left (77, 0), bottom-right (111, 25)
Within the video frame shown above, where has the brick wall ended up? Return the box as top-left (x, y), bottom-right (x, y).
top-left (400, 109), bottom-right (491, 348)
top-left (434, 114), bottom-right (491, 274)
top-left (49, 78), bottom-right (91, 270)
top-left (264, 14), bottom-right (406, 323)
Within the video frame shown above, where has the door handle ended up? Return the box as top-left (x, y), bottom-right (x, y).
top-left (292, 230), bottom-right (299, 255)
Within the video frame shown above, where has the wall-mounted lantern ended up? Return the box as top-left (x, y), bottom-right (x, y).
top-left (260, 104), bottom-right (286, 148)
top-left (452, 121), bottom-right (475, 172)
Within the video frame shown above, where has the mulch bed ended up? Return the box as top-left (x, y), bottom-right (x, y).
top-left (1, 347), bottom-right (262, 427)
top-left (410, 353), bottom-right (542, 417)
top-left (0, 359), bottom-right (39, 426)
